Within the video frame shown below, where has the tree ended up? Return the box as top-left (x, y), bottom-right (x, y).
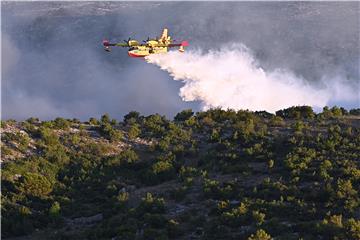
top-left (174, 109), bottom-right (194, 122)
top-left (346, 218), bottom-right (360, 239)
top-left (26, 117), bottom-right (40, 124)
top-left (40, 127), bottom-right (60, 146)
top-left (128, 124), bottom-right (141, 140)
top-left (143, 114), bottom-right (167, 137)
top-left (119, 149), bottom-right (139, 164)
top-left (321, 106), bottom-right (333, 119)
top-left (124, 111), bottom-right (141, 124)
top-left (117, 192), bottom-right (129, 204)
top-left (268, 159), bottom-right (274, 169)
top-left (331, 106), bottom-right (343, 117)
top-left (38, 128), bottom-right (70, 165)
top-left (210, 128), bottom-right (221, 142)
top-left (255, 111), bottom-right (273, 119)
top-left (349, 108), bottom-right (360, 116)
top-left (53, 118), bottom-right (70, 130)
top-left (336, 179), bottom-right (359, 211)
top-left (138, 193), bottom-right (166, 214)
top-left (328, 214), bottom-right (343, 228)
top-left (284, 147), bottom-right (316, 173)
top-left (101, 113), bottom-right (111, 124)
top-left (100, 123), bottom-right (123, 142)
top-left (110, 118), bottom-right (117, 126)
top-left (336, 179), bottom-right (357, 199)
top-left (293, 120), bottom-right (306, 132)
top-left (16, 173), bottom-right (52, 198)
top-left (49, 201), bottom-right (61, 219)
top-left (276, 106), bottom-right (315, 119)
top-left (252, 211), bottom-right (265, 226)
top-left (152, 161), bottom-right (173, 175)
top-left (269, 116), bottom-right (285, 127)
top-left (89, 117), bottom-right (99, 125)
top-left (185, 116), bottom-right (197, 127)
top-left (44, 144), bottom-right (69, 165)
top-left (248, 229), bottom-right (272, 240)
top-left (319, 160), bottom-right (332, 180)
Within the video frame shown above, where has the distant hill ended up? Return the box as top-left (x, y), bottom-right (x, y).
top-left (2, 106), bottom-right (360, 239)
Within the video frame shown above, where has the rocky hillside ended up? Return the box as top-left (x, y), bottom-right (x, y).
top-left (2, 106), bottom-right (360, 239)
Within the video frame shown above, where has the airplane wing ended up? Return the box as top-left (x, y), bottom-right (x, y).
top-left (150, 41), bottom-right (189, 48)
top-left (103, 39), bottom-right (130, 52)
top-left (168, 41), bottom-right (189, 48)
top-left (103, 40), bottom-right (128, 47)
top-left (114, 43), bottom-right (130, 47)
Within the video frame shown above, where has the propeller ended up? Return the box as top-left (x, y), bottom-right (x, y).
top-left (143, 37), bottom-right (151, 43)
top-left (123, 37), bottom-right (131, 43)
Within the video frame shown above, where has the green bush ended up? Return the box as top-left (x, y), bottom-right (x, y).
top-left (16, 172), bottom-right (52, 198)
top-left (100, 123), bottom-right (123, 142)
top-left (53, 118), bottom-right (70, 130)
top-left (174, 109), bottom-right (194, 122)
top-left (124, 111), bottom-right (141, 124)
top-left (248, 229), bottom-right (272, 240)
top-left (276, 106), bottom-right (315, 119)
top-left (128, 124), bottom-right (141, 139)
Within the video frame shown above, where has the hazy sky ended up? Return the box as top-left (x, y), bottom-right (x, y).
top-left (2, 2), bottom-right (359, 120)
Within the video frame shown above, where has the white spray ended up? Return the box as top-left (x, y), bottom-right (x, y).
top-left (146, 44), bottom-right (357, 113)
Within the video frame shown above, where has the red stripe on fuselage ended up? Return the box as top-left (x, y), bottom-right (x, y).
top-left (128, 52), bottom-right (147, 58)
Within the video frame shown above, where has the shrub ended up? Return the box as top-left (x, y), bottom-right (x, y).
top-left (100, 123), bottom-right (123, 142)
top-left (151, 160), bottom-right (175, 182)
top-left (89, 117), bottom-right (99, 125)
top-left (101, 113), bottom-right (111, 124)
top-left (26, 117), bottom-right (40, 124)
top-left (138, 193), bottom-right (166, 214)
top-left (119, 149), bottom-right (139, 164)
top-left (124, 111), bottom-right (141, 124)
top-left (174, 109), bottom-right (194, 122)
top-left (349, 108), bottom-right (360, 116)
top-left (346, 218), bottom-right (360, 239)
top-left (16, 173), bottom-right (52, 198)
top-left (268, 160), bottom-right (274, 169)
top-left (128, 124), bottom-right (141, 140)
top-left (248, 229), bottom-right (272, 240)
top-left (53, 118), bottom-right (70, 130)
top-left (252, 211), bottom-right (266, 226)
top-left (276, 106), bottom-right (315, 119)
top-left (49, 201), bottom-right (61, 219)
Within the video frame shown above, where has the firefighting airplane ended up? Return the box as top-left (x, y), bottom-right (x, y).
top-left (102, 28), bottom-right (189, 57)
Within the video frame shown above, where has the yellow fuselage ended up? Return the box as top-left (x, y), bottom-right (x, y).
top-left (128, 44), bottom-right (168, 58)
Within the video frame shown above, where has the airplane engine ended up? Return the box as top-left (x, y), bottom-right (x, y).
top-left (147, 40), bottom-right (158, 47)
top-left (128, 40), bottom-right (139, 46)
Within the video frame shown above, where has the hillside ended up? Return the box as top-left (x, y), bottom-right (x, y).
top-left (1, 106), bottom-right (360, 240)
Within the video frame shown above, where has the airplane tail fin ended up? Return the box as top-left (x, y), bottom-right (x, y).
top-left (160, 28), bottom-right (171, 43)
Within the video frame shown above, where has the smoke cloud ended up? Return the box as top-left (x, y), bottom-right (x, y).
top-left (146, 45), bottom-right (358, 113)
top-left (2, 2), bottom-right (359, 120)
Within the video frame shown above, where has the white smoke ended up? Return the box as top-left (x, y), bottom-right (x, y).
top-left (146, 44), bottom-right (358, 113)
